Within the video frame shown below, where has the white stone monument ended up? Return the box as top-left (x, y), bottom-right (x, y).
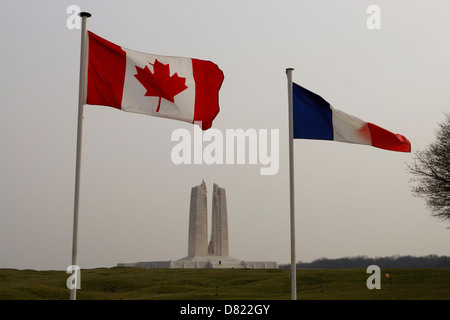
top-left (208, 183), bottom-right (229, 257)
top-left (187, 180), bottom-right (208, 257)
top-left (118, 181), bottom-right (277, 269)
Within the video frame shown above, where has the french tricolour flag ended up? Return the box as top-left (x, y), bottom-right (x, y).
top-left (85, 31), bottom-right (224, 130)
top-left (292, 83), bottom-right (411, 152)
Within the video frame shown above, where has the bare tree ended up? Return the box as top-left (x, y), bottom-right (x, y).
top-left (408, 113), bottom-right (450, 222)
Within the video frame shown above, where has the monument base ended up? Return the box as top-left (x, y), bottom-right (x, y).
top-left (117, 256), bottom-right (277, 269)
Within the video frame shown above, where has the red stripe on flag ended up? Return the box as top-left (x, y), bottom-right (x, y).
top-left (367, 122), bottom-right (411, 152)
top-left (86, 31), bottom-right (127, 110)
top-left (192, 59), bottom-right (224, 130)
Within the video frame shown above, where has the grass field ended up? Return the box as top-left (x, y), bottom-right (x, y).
top-left (0, 267), bottom-right (449, 300)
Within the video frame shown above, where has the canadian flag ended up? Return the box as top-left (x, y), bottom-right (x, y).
top-left (85, 31), bottom-right (224, 130)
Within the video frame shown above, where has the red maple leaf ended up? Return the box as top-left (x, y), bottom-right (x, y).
top-left (134, 59), bottom-right (188, 112)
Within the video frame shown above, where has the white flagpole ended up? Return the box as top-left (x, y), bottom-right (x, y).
top-left (70, 11), bottom-right (91, 301)
top-left (286, 68), bottom-right (297, 300)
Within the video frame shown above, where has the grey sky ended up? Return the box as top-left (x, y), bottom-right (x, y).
top-left (0, 0), bottom-right (449, 270)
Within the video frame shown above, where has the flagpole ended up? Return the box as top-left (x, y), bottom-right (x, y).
top-left (70, 11), bottom-right (91, 301)
top-left (286, 68), bottom-right (297, 300)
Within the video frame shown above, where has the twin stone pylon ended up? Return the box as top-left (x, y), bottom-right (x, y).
top-left (117, 180), bottom-right (278, 268)
top-left (188, 180), bottom-right (229, 258)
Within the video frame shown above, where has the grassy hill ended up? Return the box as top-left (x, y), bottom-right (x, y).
top-left (0, 267), bottom-right (449, 300)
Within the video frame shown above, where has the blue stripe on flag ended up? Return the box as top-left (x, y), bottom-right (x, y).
top-left (292, 83), bottom-right (333, 140)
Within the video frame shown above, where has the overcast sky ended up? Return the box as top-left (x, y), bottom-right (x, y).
top-left (1, 0), bottom-right (449, 270)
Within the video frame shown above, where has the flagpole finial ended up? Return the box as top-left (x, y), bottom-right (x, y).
top-left (286, 68), bottom-right (294, 74)
top-left (79, 12), bottom-right (92, 18)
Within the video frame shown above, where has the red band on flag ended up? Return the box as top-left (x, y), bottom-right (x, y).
top-left (86, 32), bottom-right (127, 109)
top-left (192, 58), bottom-right (224, 130)
top-left (367, 122), bottom-right (411, 152)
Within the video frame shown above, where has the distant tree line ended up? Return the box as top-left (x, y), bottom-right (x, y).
top-left (279, 255), bottom-right (450, 269)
